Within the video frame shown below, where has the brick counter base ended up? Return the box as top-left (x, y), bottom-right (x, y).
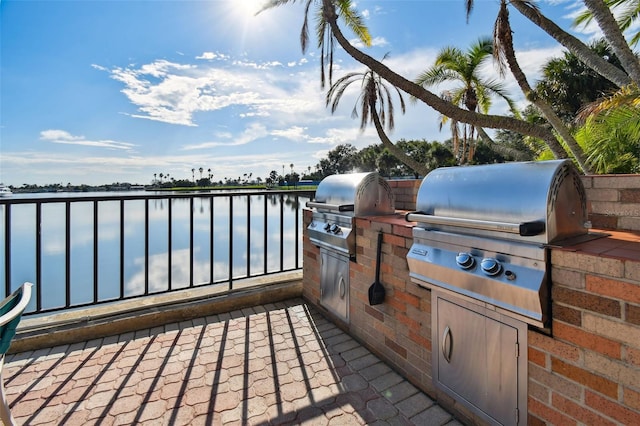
top-left (303, 208), bottom-right (640, 425)
top-left (528, 230), bottom-right (640, 425)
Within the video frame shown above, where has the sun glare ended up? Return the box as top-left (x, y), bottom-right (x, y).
top-left (236, 0), bottom-right (267, 18)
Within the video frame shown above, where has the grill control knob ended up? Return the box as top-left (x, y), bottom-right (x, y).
top-left (455, 252), bottom-right (475, 269)
top-left (324, 223), bottom-right (332, 231)
top-left (481, 258), bottom-right (502, 276)
top-left (330, 224), bottom-right (341, 234)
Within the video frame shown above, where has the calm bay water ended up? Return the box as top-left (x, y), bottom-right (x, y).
top-left (0, 190), bottom-right (310, 312)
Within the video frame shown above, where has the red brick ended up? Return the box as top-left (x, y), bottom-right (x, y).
top-left (364, 305), bottom-right (384, 322)
top-left (384, 233), bottom-right (405, 249)
top-left (408, 329), bottom-right (430, 350)
top-left (394, 291), bottom-right (420, 308)
top-left (526, 413), bottom-right (547, 426)
top-left (529, 363), bottom-right (583, 401)
top-left (627, 303), bottom-right (640, 325)
top-left (553, 304), bottom-right (582, 326)
top-left (528, 396), bottom-right (577, 425)
top-left (589, 214), bottom-right (618, 230)
top-left (385, 296), bottom-right (406, 314)
top-left (384, 336), bottom-right (407, 358)
top-left (528, 330), bottom-right (580, 362)
top-left (627, 346), bottom-right (640, 367)
top-left (528, 346), bottom-right (546, 367)
top-left (620, 189), bottom-right (640, 203)
top-left (585, 390), bottom-right (640, 425)
top-left (397, 312), bottom-right (420, 331)
top-left (553, 286), bottom-right (621, 318)
top-left (553, 322), bottom-right (621, 359)
top-left (624, 386), bottom-right (640, 411)
top-left (586, 275), bottom-right (640, 304)
top-left (552, 393), bottom-right (617, 426)
top-left (551, 357), bottom-right (618, 398)
top-left (392, 225), bottom-right (413, 239)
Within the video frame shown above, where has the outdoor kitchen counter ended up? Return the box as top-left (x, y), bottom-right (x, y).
top-left (304, 210), bottom-right (640, 425)
top-left (532, 227), bottom-right (640, 425)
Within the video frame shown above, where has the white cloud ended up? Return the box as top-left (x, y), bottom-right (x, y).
top-left (100, 57), bottom-right (321, 127)
top-left (40, 130), bottom-right (136, 150)
top-left (270, 126), bottom-right (308, 140)
top-left (181, 123), bottom-right (268, 150)
top-left (350, 36), bottom-right (389, 48)
top-left (196, 51), bottom-right (230, 61)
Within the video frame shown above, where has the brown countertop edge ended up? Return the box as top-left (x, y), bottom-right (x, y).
top-left (361, 212), bottom-right (640, 262)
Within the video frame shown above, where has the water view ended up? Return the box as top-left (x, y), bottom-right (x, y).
top-left (0, 190), bottom-right (311, 313)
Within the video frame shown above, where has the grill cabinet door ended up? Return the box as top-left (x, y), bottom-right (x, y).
top-left (320, 248), bottom-right (349, 322)
top-left (436, 296), bottom-right (520, 425)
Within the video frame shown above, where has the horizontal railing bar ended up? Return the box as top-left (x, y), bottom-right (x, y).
top-left (0, 189), bottom-right (314, 205)
top-left (1, 189), bottom-right (312, 317)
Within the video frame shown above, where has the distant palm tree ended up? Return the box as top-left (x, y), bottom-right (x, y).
top-left (208, 168), bottom-right (212, 180)
top-left (191, 168), bottom-right (195, 182)
top-left (415, 37), bottom-right (517, 164)
top-left (159, 173), bottom-right (164, 183)
top-left (327, 62), bottom-right (428, 175)
top-left (199, 167), bottom-right (204, 180)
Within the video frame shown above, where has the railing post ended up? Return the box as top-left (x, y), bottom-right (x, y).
top-left (65, 201), bottom-right (71, 308)
top-left (229, 196), bottom-right (233, 290)
top-left (168, 197), bottom-right (173, 291)
top-left (145, 198), bottom-right (149, 295)
top-left (246, 195), bottom-right (251, 277)
top-left (4, 204), bottom-right (10, 298)
top-left (36, 203), bottom-right (42, 311)
top-left (93, 200), bottom-right (99, 304)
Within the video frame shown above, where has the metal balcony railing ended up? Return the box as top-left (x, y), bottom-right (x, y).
top-left (0, 190), bottom-right (313, 316)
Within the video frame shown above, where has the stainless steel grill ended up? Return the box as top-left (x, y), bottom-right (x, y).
top-left (406, 159), bottom-right (589, 327)
top-left (307, 172), bottom-right (395, 257)
top-left (405, 159), bottom-right (591, 425)
top-left (306, 172), bottom-right (395, 322)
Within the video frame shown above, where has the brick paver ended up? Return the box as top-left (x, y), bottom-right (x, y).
top-left (4, 299), bottom-right (459, 425)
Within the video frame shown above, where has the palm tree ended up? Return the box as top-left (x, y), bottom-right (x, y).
top-left (536, 39), bottom-right (623, 124)
top-left (327, 64), bottom-right (429, 175)
top-left (199, 167), bottom-right (204, 180)
top-left (415, 37), bottom-right (518, 164)
top-left (191, 168), bottom-right (195, 182)
top-left (264, 0), bottom-right (571, 166)
top-left (208, 168), bottom-right (212, 180)
top-left (260, 0), bottom-right (371, 88)
top-left (490, 0), bottom-right (592, 172)
top-left (575, 0), bottom-right (640, 47)
top-left (575, 83), bottom-right (640, 173)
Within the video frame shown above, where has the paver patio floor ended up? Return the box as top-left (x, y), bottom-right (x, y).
top-left (4, 298), bottom-right (460, 425)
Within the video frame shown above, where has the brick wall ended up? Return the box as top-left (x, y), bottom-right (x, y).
top-left (582, 175), bottom-right (640, 231)
top-left (302, 210), bottom-right (434, 392)
top-left (528, 238), bottom-right (640, 425)
top-left (387, 179), bottom-right (421, 211)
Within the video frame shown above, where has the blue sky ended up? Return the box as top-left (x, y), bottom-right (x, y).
top-left (1, 0), bottom-right (597, 186)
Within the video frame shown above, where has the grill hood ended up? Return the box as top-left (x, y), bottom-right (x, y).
top-left (407, 160), bottom-right (589, 245)
top-left (306, 172), bottom-right (395, 257)
top-left (308, 172), bottom-right (395, 216)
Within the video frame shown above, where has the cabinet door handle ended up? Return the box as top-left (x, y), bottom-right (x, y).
top-left (442, 325), bottom-right (452, 363)
top-left (339, 277), bottom-right (345, 298)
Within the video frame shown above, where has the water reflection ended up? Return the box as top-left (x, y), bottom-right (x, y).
top-left (0, 192), bottom-right (310, 312)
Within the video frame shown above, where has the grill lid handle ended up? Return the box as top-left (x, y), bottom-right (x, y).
top-left (519, 221), bottom-right (546, 236)
top-left (405, 212), bottom-right (546, 237)
top-left (306, 201), bottom-right (355, 212)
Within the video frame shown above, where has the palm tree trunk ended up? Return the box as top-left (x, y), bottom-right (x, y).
top-left (582, 0), bottom-right (640, 85)
top-left (496, 1), bottom-right (592, 173)
top-left (476, 127), bottom-right (530, 160)
top-left (369, 105), bottom-right (429, 176)
top-left (510, 0), bottom-right (632, 87)
top-left (321, 0), bottom-right (565, 155)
